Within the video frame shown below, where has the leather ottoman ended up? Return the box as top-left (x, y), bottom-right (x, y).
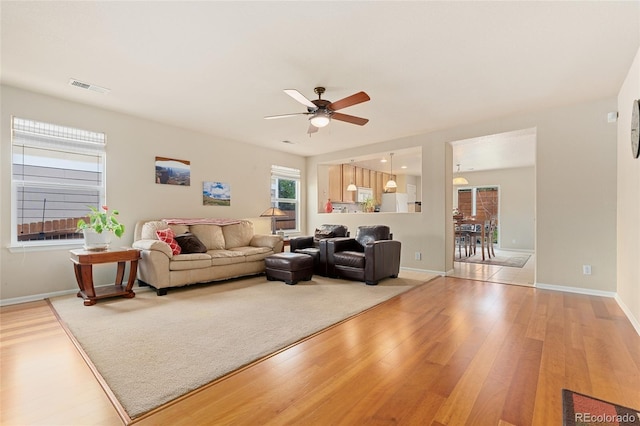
top-left (265, 252), bottom-right (313, 285)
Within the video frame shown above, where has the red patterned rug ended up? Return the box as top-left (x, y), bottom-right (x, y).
top-left (563, 389), bottom-right (640, 425)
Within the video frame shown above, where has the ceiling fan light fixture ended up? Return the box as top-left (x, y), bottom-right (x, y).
top-left (309, 111), bottom-right (331, 128)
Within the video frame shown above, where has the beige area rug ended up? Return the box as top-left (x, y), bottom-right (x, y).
top-left (49, 272), bottom-right (436, 419)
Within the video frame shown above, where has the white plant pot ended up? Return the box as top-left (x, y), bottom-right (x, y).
top-left (83, 229), bottom-right (112, 251)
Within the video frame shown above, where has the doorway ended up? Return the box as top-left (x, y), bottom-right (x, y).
top-left (456, 186), bottom-right (499, 243)
top-left (449, 127), bottom-right (536, 286)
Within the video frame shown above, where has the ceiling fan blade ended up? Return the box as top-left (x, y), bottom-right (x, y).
top-left (331, 112), bottom-right (369, 126)
top-left (284, 89), bottom-right (317, 109)
top-left (307, 123), bottom-right (319, 134)
top-left (329, 91), bottom-right (370, 111)
top-left (264, 112), bottom-right (310, 120)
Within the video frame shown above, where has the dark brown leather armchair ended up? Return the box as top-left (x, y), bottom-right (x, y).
top-left (289, 224), bottom-right (349, 275)
top-left (326, 225), bottom-right (401, 285)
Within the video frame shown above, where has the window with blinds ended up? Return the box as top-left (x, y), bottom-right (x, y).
top-left (270, 165), bottom-right (300, 233)
top-left (456, 186), bottom-right (498, 222)
top-left (11, 117), bottom-right (106, 245)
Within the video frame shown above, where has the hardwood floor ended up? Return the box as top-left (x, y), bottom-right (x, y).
top-left (2, 276), bottom-right (639, 425)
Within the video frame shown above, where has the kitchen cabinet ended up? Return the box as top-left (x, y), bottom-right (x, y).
top-left (342, 164), bottom-right (356, 202)
top-left (355, 167), bottom-right (364, 187)
top-left (328, 164), bottom-right (343, 202)
top-left (362, 169), bottom-right (371, 188)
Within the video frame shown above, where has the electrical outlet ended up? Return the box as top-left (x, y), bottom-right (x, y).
top-left (582, 265), bottom-right (592, 275)
top-left (415, 252), bottom-right (422, 261)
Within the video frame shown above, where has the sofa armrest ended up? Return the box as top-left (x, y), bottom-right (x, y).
top-left (289, 235), bottom-right (314, 252)
top-left (131, 239), bottom-right (173, 288)
top-left (250, 234), bottom-right (284, 252)
top-left (132, 239), bottom-right (173, 258)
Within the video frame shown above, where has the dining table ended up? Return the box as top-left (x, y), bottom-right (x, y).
top-left (454, 218), bottom-right (491, 261)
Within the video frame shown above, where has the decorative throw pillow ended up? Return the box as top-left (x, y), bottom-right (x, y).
top-left (156, 228), bottom-right (181, 255)
top-left (175, 232), bottom-right (207, 254)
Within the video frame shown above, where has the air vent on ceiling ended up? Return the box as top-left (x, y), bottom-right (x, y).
top-left (69, 78), bottom-right (110, 94)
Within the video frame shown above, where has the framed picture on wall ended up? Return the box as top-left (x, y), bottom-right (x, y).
top-left (203, 181), bottom-right (231, 206)
top-left (155, 157), bottom-right (190, 186)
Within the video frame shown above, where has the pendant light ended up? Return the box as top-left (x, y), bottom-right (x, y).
top-left (346, 159), bottom-right (357, 192)
top-left (385, 153), bottom-right (397, 189)
top-left (453, 163), bottom-right (469, 185)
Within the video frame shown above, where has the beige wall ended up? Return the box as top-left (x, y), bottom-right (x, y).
top-left (0, 85), bottom-right (305, 301)
top-left (617, 47), bottom-right (640, 332)
top-left (0, 82), bottom-right (631, 325)
top-left (307, 97), bottom-right (618, 291)
top-left (455, 166), bottom-right (535, 251)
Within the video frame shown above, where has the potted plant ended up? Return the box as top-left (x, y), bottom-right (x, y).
top-left (361, 197), bottom-right (377, 213)
top-left (76, 205), bottom-right (125, 250)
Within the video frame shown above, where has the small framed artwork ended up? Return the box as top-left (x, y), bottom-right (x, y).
top-left (203, 181), bottom-right (231, 206)
top-left (155, 157), bottom-right (190, 186)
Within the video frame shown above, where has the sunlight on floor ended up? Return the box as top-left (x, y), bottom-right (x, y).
top-left (450, 248), bottom-right (535, 287)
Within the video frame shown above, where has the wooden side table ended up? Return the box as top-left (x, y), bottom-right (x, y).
top-left (70, 248), bottom-right (141, 306)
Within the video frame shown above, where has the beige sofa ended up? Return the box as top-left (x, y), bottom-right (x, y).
top-left (132, 219), bottom-right (283, 295)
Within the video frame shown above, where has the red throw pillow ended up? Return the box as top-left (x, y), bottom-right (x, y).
top-left (156, 228), bottom-right (181, 255)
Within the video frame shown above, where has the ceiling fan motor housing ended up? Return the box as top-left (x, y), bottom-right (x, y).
top-left (309, 99), bottom-right (331, 114)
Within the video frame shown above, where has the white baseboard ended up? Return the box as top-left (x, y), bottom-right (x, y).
top-left (400, 267), bottom-right (446, 276)
top-left (0, 288), bottom-right (78, 306)
top-left (0, 285), bottom-right (152, 307)
top-left (535, 282), bottom-right (617, 298)
top-left (614, 294), bottom-right (640, 336)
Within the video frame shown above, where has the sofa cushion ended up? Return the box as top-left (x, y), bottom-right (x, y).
top-left (229, 246), bottom-right (273, 262)
top-left (168, 224), bottom-right (189, 236)
top-left (175, 232), bottom-right (208, 254)
top-left (222, 221), bottom-right (254, 249)
top-left (190, 224), bottom-right (225, 250)
top-left (334, 251), bottom-right (366, 268)
top-left (169, 253), bottom-right (212, 271)
top-left (156, 228), bottom-right (181, 255)
top-left (208, 249), bottom-right (246, 266)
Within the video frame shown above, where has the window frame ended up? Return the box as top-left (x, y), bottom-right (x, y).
top-left (10, 116), bottom-right (107, 250)
top-left (270, 165), bottom-right (301, 235)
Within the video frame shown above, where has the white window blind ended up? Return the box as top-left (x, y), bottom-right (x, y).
top-left (270, 165), bottom-right (300, 233)
top-left (11, 117), bottom-right (106, 245)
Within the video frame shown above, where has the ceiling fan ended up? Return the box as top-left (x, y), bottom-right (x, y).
top-left (264, 87), bottom-right (370, 134)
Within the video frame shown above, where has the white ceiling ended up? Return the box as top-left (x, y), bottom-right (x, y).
top-left (1, 1), bottom-right (638, 173)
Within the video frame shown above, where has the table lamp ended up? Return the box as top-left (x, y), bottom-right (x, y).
top-left (260, 206), bottom-right (286, 234)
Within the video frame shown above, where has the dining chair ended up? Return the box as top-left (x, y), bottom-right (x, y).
top-left (481, 218), bottom-right (497, 260)
top-left (454, 224), bottom-right (471, 259)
